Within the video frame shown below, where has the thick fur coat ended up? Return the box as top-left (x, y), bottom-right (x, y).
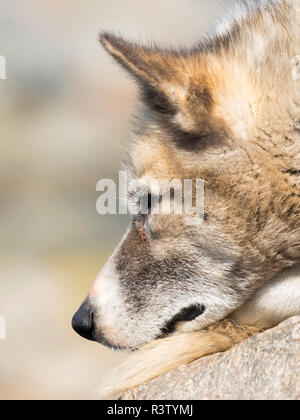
top-left (72, 0), bottom-right (300, 399)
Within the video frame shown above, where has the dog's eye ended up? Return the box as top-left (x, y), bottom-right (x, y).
top-left (136, 193), bottom-right (154, 215)
top-left (147, 193), bottom-right (152, 211)
top-left (146, 192), bottom-right (160, 213)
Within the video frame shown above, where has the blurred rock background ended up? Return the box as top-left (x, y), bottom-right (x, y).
top-left (0, 0), bottom-right (237, 400)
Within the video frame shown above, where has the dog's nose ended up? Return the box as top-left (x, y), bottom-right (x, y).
top-left (72, 300), bottom-right (95, 341)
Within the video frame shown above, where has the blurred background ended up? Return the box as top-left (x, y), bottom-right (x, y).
top-left (0, 0), bottom-right (237, 400)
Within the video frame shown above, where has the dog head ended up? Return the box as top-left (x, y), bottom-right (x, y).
top-left (72, 33), bottom-right (297, 349)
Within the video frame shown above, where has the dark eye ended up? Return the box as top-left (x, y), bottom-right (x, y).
top-left (146, 192), bottom-right (161, 214)
top-left (147, 193), bottom-right (152, 212)
top-left (144, 192), bottom-right (162, 215)
top-left (136, 193), bottom-right (153, 215)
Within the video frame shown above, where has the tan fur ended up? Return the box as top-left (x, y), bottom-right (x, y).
top-left (96, 320), bottom-right (260, 400)
top-left (96, 262), bottom-right (300, 399)
top-left (75, 0), bottom-right (300, 399)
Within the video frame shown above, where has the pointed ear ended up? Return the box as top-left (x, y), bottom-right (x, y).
top-left (100, 32), bottom-right (181, 89)
top-left (100, 32), bottom-right (213, 133)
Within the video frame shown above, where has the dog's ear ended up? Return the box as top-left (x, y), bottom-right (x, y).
top-left (100, 32), bottom-right (213, 134)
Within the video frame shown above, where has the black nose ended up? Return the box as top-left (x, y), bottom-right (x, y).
top-left (72, 300), bottom-right (95, 341)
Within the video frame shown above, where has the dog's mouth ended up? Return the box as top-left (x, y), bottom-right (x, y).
top-left (94, 303), bottom-right (206, 350)
top-left (93, 329), bottom-right (129, 351)
top-left (158, 303), bottom-right (206, 338)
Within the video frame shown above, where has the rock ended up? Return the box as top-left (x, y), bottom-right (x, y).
top-left (122, 317), bottom-right (300, 400)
